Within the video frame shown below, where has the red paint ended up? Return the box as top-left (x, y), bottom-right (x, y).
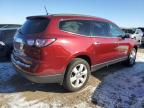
top-left (12, 14), bottom-right (137, 77)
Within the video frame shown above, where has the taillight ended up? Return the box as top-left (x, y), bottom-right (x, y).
top-left (27, 38), bottom-right (56, 47)
top-left (35, 38), bottom-right (56, 47)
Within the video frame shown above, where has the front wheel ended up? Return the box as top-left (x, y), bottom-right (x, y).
top-left (125, 48), bottom-right (137, 66)
top-left (63, 58), bottom-right (90, 92)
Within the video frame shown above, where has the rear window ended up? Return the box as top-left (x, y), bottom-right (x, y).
top-left (59, 20), bottom-right (91, 36)
top-left (20, 18), bottom-right (50, 34)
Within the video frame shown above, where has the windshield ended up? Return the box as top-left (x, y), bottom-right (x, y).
top-left (20, 18), bottom-right (50, 34)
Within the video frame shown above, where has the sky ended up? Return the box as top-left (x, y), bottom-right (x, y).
top-left (0, 0), bottom-right (144, 27)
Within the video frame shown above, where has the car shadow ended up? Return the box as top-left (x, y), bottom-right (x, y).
top-left (0, 62), bottom-right (67, 93)
top-left (0, 73), bottom-right (67, 93)
top-left (0, 53), bottom-right (144, 96)
top-left (91, 60), bottom-right (144, 107)
top-left (10, 74), bottom-right (67, 93)
top-left (91, 62), bottom-right (124, 81)
top-left (0, 61), bottom-right (129, 94)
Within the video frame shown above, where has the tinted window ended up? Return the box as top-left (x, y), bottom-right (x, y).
top-left (20, 18), bottom-right (50, 34)
top-left (138, 28), bottom-right (144, 32)
top-left (91, 21), bottom-right (110, 37)
top-left (59, 20), bottom-right (90, 36)
top-left (135, 29), bottom-right (142, 34)
top-left (141, 29), bottom-right (144, 32)
top-left (122, 29), bottom-right (135, 34)
top-left (109, 23), bottom-right (125, 37)
top-left (0, 29), bottom-right (17, 45)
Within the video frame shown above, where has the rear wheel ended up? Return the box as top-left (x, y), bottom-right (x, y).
top-left (125, 48), bottom-right (137, 66)
top-left (63, 58), bottom-right (90, 92)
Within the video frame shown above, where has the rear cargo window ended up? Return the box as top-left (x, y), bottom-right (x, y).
top-left (59, 20), bottom-right (91, 36)
top-left (20, 18), bottom-right (50, 34)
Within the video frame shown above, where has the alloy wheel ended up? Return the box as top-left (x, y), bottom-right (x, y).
top-left (70, 64), bottom-right (88, 88)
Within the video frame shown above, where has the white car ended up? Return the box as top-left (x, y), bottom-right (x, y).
top-left (138, 28), bottom-right (144, 45)
top-left (122, 28), bottom-right (144, 45)
top-left (131, 29), bottom-right (143, 44)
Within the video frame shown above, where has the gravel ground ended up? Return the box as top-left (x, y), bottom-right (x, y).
top-left (0, 48), bottom-right (144, 108)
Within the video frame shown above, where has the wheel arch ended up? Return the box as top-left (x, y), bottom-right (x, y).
top-left (62, 53), bottom-right (92, 84)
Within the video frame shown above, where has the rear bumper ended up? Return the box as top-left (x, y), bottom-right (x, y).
top-left (11, 54), bottom-right (64, 83)
top-left (15, 66), bottom-right (64, 83)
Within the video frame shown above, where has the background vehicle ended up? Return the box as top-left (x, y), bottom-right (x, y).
top-left (0, 24), bottom-right (21, 59)
top-left (122, 28), bottom-right (144, 45)
top-left (12, 14), bottom-right (137, 92)
top-left (122, 28), bottom-right (135, 34)
top-left (138, 27), bottom-right (144, 45)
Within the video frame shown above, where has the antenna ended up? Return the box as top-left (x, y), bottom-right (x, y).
top-left (44, 6), bottom-right (48, 15)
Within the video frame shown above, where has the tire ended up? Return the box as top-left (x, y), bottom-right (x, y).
top-left (63, 58), bottom-right (90, 92)
top-left (125, 48), bottom-right (137, 67)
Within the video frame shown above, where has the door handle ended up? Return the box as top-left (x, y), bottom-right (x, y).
top-left (114, 42), bottom-right (119, 44)
top-left (94, 42), bottom-right (101, 45)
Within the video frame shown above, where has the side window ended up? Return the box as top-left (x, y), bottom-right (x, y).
top-left (91, 21), bottom-right (110, 37)
top-left (109, 23), bottom-right (125, 37)
top-left (135, 29), bottom-right (142, 34)
top-left (59, 20), bottom-right (90, 36)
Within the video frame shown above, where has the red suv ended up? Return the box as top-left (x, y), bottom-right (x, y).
top-left (12, 14), bottom-right (137, 91)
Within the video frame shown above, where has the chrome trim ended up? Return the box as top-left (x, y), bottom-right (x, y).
top-left (91, 56), bottom-right (128, 72)
top-left (11, 54), bottom-right (30, 68)
top-left (59, 29), bottom-right (91, 37)
top-left (58, 19), bottom-right (122, 39)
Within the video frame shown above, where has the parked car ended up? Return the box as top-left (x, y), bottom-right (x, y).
top-left (122, 28), bottom-right (143, 45)
top-left (12, 14), bottom-right (137, 91)
top-left (0, 24), bottom-right (21, 58)
top-left (138, 27), bottom-right (144, 45)
top-left (122, 28), bottom-right (135, 34)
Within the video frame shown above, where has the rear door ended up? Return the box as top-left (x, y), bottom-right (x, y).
top-left (91, 21), bottom-right (120, 65)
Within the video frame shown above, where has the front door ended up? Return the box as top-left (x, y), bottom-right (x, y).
top-left (108, 23), bottom-right (129, 58)
top-left (91, 21), bottom-right (120, 65)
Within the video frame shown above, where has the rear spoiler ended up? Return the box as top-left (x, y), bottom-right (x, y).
top-left (26, 15), bottom-right (51, 20)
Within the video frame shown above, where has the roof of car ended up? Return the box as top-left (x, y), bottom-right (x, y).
top-left (0, 24), bottom-right (21, 29)
top-left (27, 14), bottom-right (112, 23)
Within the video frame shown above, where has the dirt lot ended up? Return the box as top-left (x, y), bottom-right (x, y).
top-left (0, 48), bottom-right (144, 108)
